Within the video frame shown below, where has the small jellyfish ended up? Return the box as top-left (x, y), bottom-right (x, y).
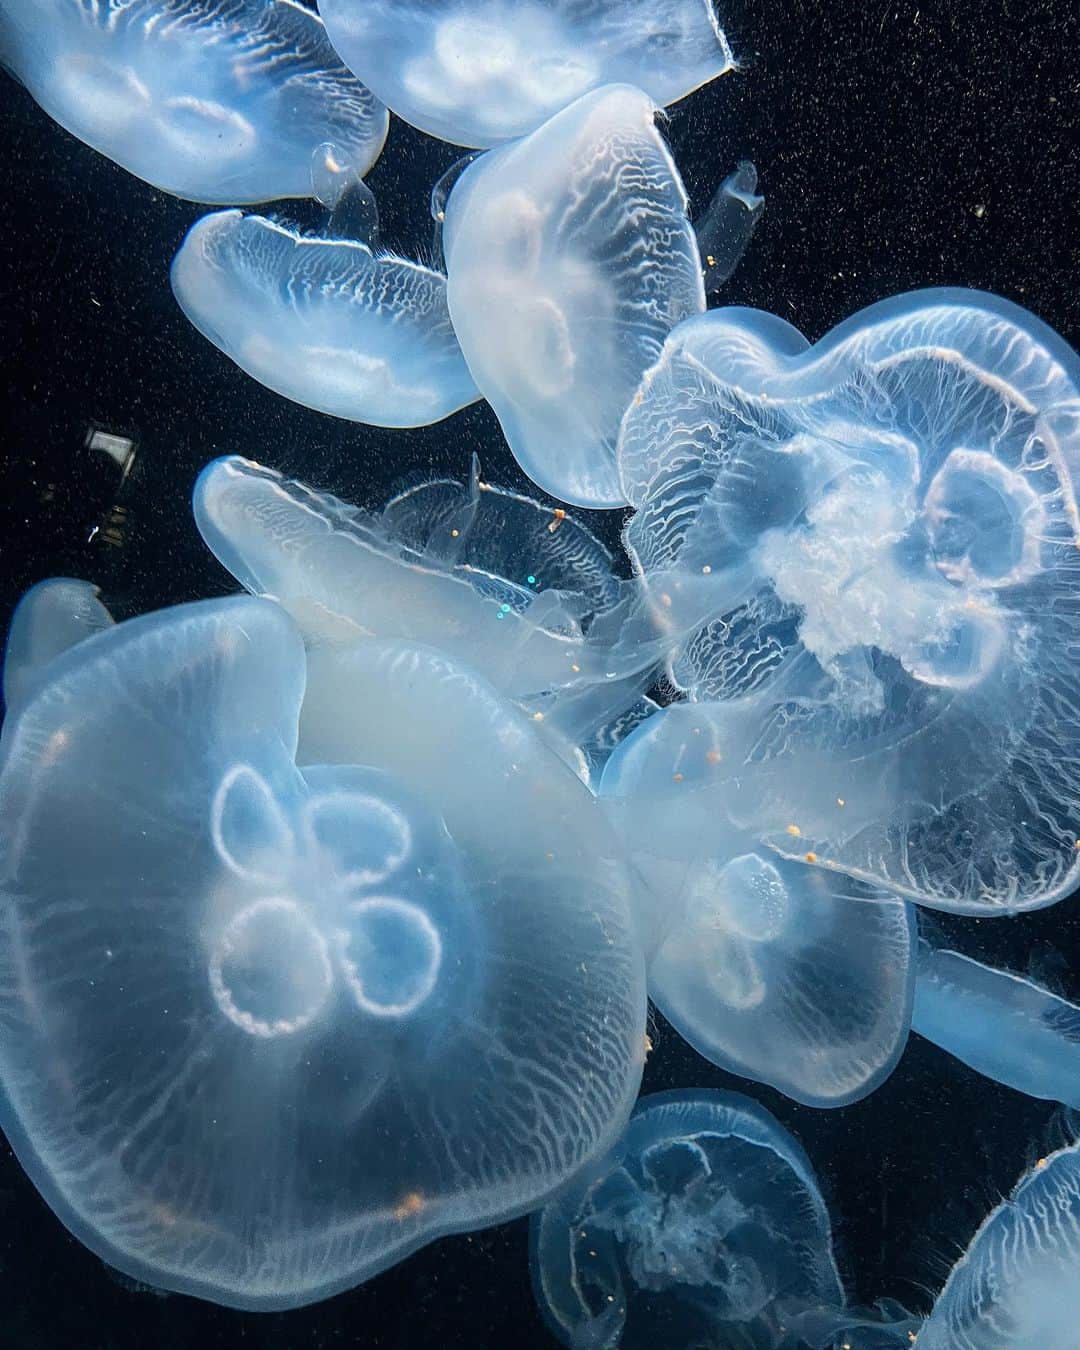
top-left (530, 1089), bottom-right (844, 1349)
top-left (695, 160), bottom-right (765, 294)
top-left (917, 1140), bottom-right (1080, 1348)
top-left (171, 202), bottom-right (480, 428)
top-left (3, 576), bottom-right (113, 715)
top-left (0, 0), bottom-right (388, 202)
top-left (0, 595), bottom-right (646, 1307)
top-left (616, 289), bottom-right (1080, 913)
top-left (442, 84), bottom-right (706, 507)
top-left (319, 0), bottom-right (735, 148)
top-left (600, 703), bottom-right (915, 1108)
top-left (193, 455), bottom-right (667, 761)
top-left (912, 940), bottom-right (1080, 1108)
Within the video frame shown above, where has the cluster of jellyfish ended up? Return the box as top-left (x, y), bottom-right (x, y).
top-left (2, 0), bottom-right (1080, 1344)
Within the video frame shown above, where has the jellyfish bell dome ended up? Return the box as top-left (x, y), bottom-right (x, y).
top-left (0, 0), bottom-right (388, 202)
top-left (599, 704), bottom-right (916, 1109)
top-left (530, 1088), bottom-right (844, 1349)
top-left (617, 288), bottom-right (1080, 914)
top-left (0, 595), bottom-right (646, 1308)
top-left (318, 0), bottom-right (735, 148)
top-left (441, 83), bottom-right (706, 507)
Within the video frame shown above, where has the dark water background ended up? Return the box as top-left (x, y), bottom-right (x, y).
top-left (1, 0), bottom-right (1078, 1345)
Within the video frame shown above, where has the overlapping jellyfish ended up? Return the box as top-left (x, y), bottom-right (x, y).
top-left (0, 594), bottom-right (646, 1307)
top-left (531, 1089), bottom-right (844, 1349)
top-left (319, 0), bottom-right (736, 147)
top-left (611, 289), bottom-right (1080, 916)
top-left (193, 454), bottom-right (667, 773)
top-left (0, 0), bottom-right (388, 201)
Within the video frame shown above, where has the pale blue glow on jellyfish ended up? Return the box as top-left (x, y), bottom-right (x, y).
top-left (916, 1140), bottom-right (1080, 1348)
top-left (531, 1089), bottom-right (844, 1349)
top-left (912, 941), bottom-right (1080, 1108)
top-left (0, 595), bottom-right (646, 1308)
top-left (0, 0), bottom-right (388, 201)
top-left (617, 289), bottom-right (1080, 914)
top-left (193, 455), bottom-right (668, 765)
top-left (319, 0), bottom-right (735, 148)
top-left (600, 705), bottom-right (915, 1108)
top-left (171, 204), bottom-right (479, 427)
top-left (3, 577), bottom-right (113, 714)
top-left (442, 84), bottom-right (706, 508)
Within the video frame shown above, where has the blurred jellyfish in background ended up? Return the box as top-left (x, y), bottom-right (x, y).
top-left (2, 576), bottom-right (113, 714)
top-left (615, 289), bottom-right (1080, 915)
top-left (912, 939), bottom-right (1080, 1109)
top-left (600, 713), bottom-right (916, 1108)
top-left (193, 454), bottom-right (669, 773)
top-left (915, 1140), bottom-right (1080, 1348)
top-left (318, 0), bottom-right (736, 147)
top-left (0, 595), bottom-right (646, 1307)
top-left (531, 1089), bottom-right (844, 1349)
top-left (441, 83), bottom-right (708, 507)
top-left (171, 162), bottom-right (480, 427)
top-left (0, 0), bottom-right (388, 201)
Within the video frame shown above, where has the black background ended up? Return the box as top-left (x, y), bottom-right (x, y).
top-left (1, 0), bottom-right (1078, 1346)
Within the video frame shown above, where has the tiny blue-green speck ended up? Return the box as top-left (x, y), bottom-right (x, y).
top-left (527, 575), bottom-right (536, 584)
top-left (496, 611), bottom-right (505, 621)
top-left (500, 603), bottom-right (511, 613)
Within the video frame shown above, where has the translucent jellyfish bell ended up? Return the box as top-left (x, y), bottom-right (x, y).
top-left (0, 596), bottom-right (646, 1307)
top-left (193, 455), bottom-right (667, 756)
top-left (531, 1089), bottom-right (843, 1349)
top-left (0, 0), bottom-right (388, 202)
top-left (617, 289), bottom-right (1080, 913)
top-left (912, 941), bottom-right (1080, 1108)
top-left (3, 576), bottom-right (113, 714)
top-left (171, 200), bottom-right (479, 428)
top-left (600, 704), bottom-right (915, 1108)
top-left (318, 0), bottom-right (735, 148)
top-left (917, 1140), bottom-right (1080, 1348)
top-left (442, 84), bottom-right (706, 507)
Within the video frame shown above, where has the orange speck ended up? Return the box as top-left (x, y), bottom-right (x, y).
top-left (643, 1033), bottom-right (654, 1058)
top-left (705, 749), bottom-right (722, 764)
top-left (1036, 1156), bottom-right (1048, 1169)
top-left (786, 824), bottom-right (802, 837)
top-left (548, 509), bottom-right (567, 533)
top-left (701, 564), bottom-right (712, 575)
top-left (660, 593), bottom-right (673, 608)
top-left (450, 528), bottom-right (460, 537)
top-left (672, 773), bottom-right (684, 783)
top-left (837, 797), bottom-right (846, 807)
top-left (571, 663), bottom-right (581, 673)
top-left (805, 851), bottom-right (817, 863)
top-left (532, 711), bottom-right (545, 721)
top-left (393, 1191), bottom-right (425, 1220)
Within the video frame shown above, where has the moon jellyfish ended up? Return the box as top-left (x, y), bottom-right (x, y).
top-left (917, 1140), bottom-right (1080, 1348)
top-left (193, 455), bottom-right (665, 759)
top-left (442, 84), bottom-right (706, 507)
top-left (912, 941), bottom-right (1080, 1108)
top-left (600, 706), bottom-right (915, 1107)
top-left (171, 208), bottom-right (478, 427)
top-left (3, 577), bottom-right (113, 714)
top-left (530, 1089), bottom-right (843, 1349)
top-left (318, 0), bottom-right (735, 149)
top-left (0, 595), bottom-right (646, 1307)
top-left (617, 289), bottom-right (1080, 913)
top-left (0, 0), bottom-right (388, 202)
